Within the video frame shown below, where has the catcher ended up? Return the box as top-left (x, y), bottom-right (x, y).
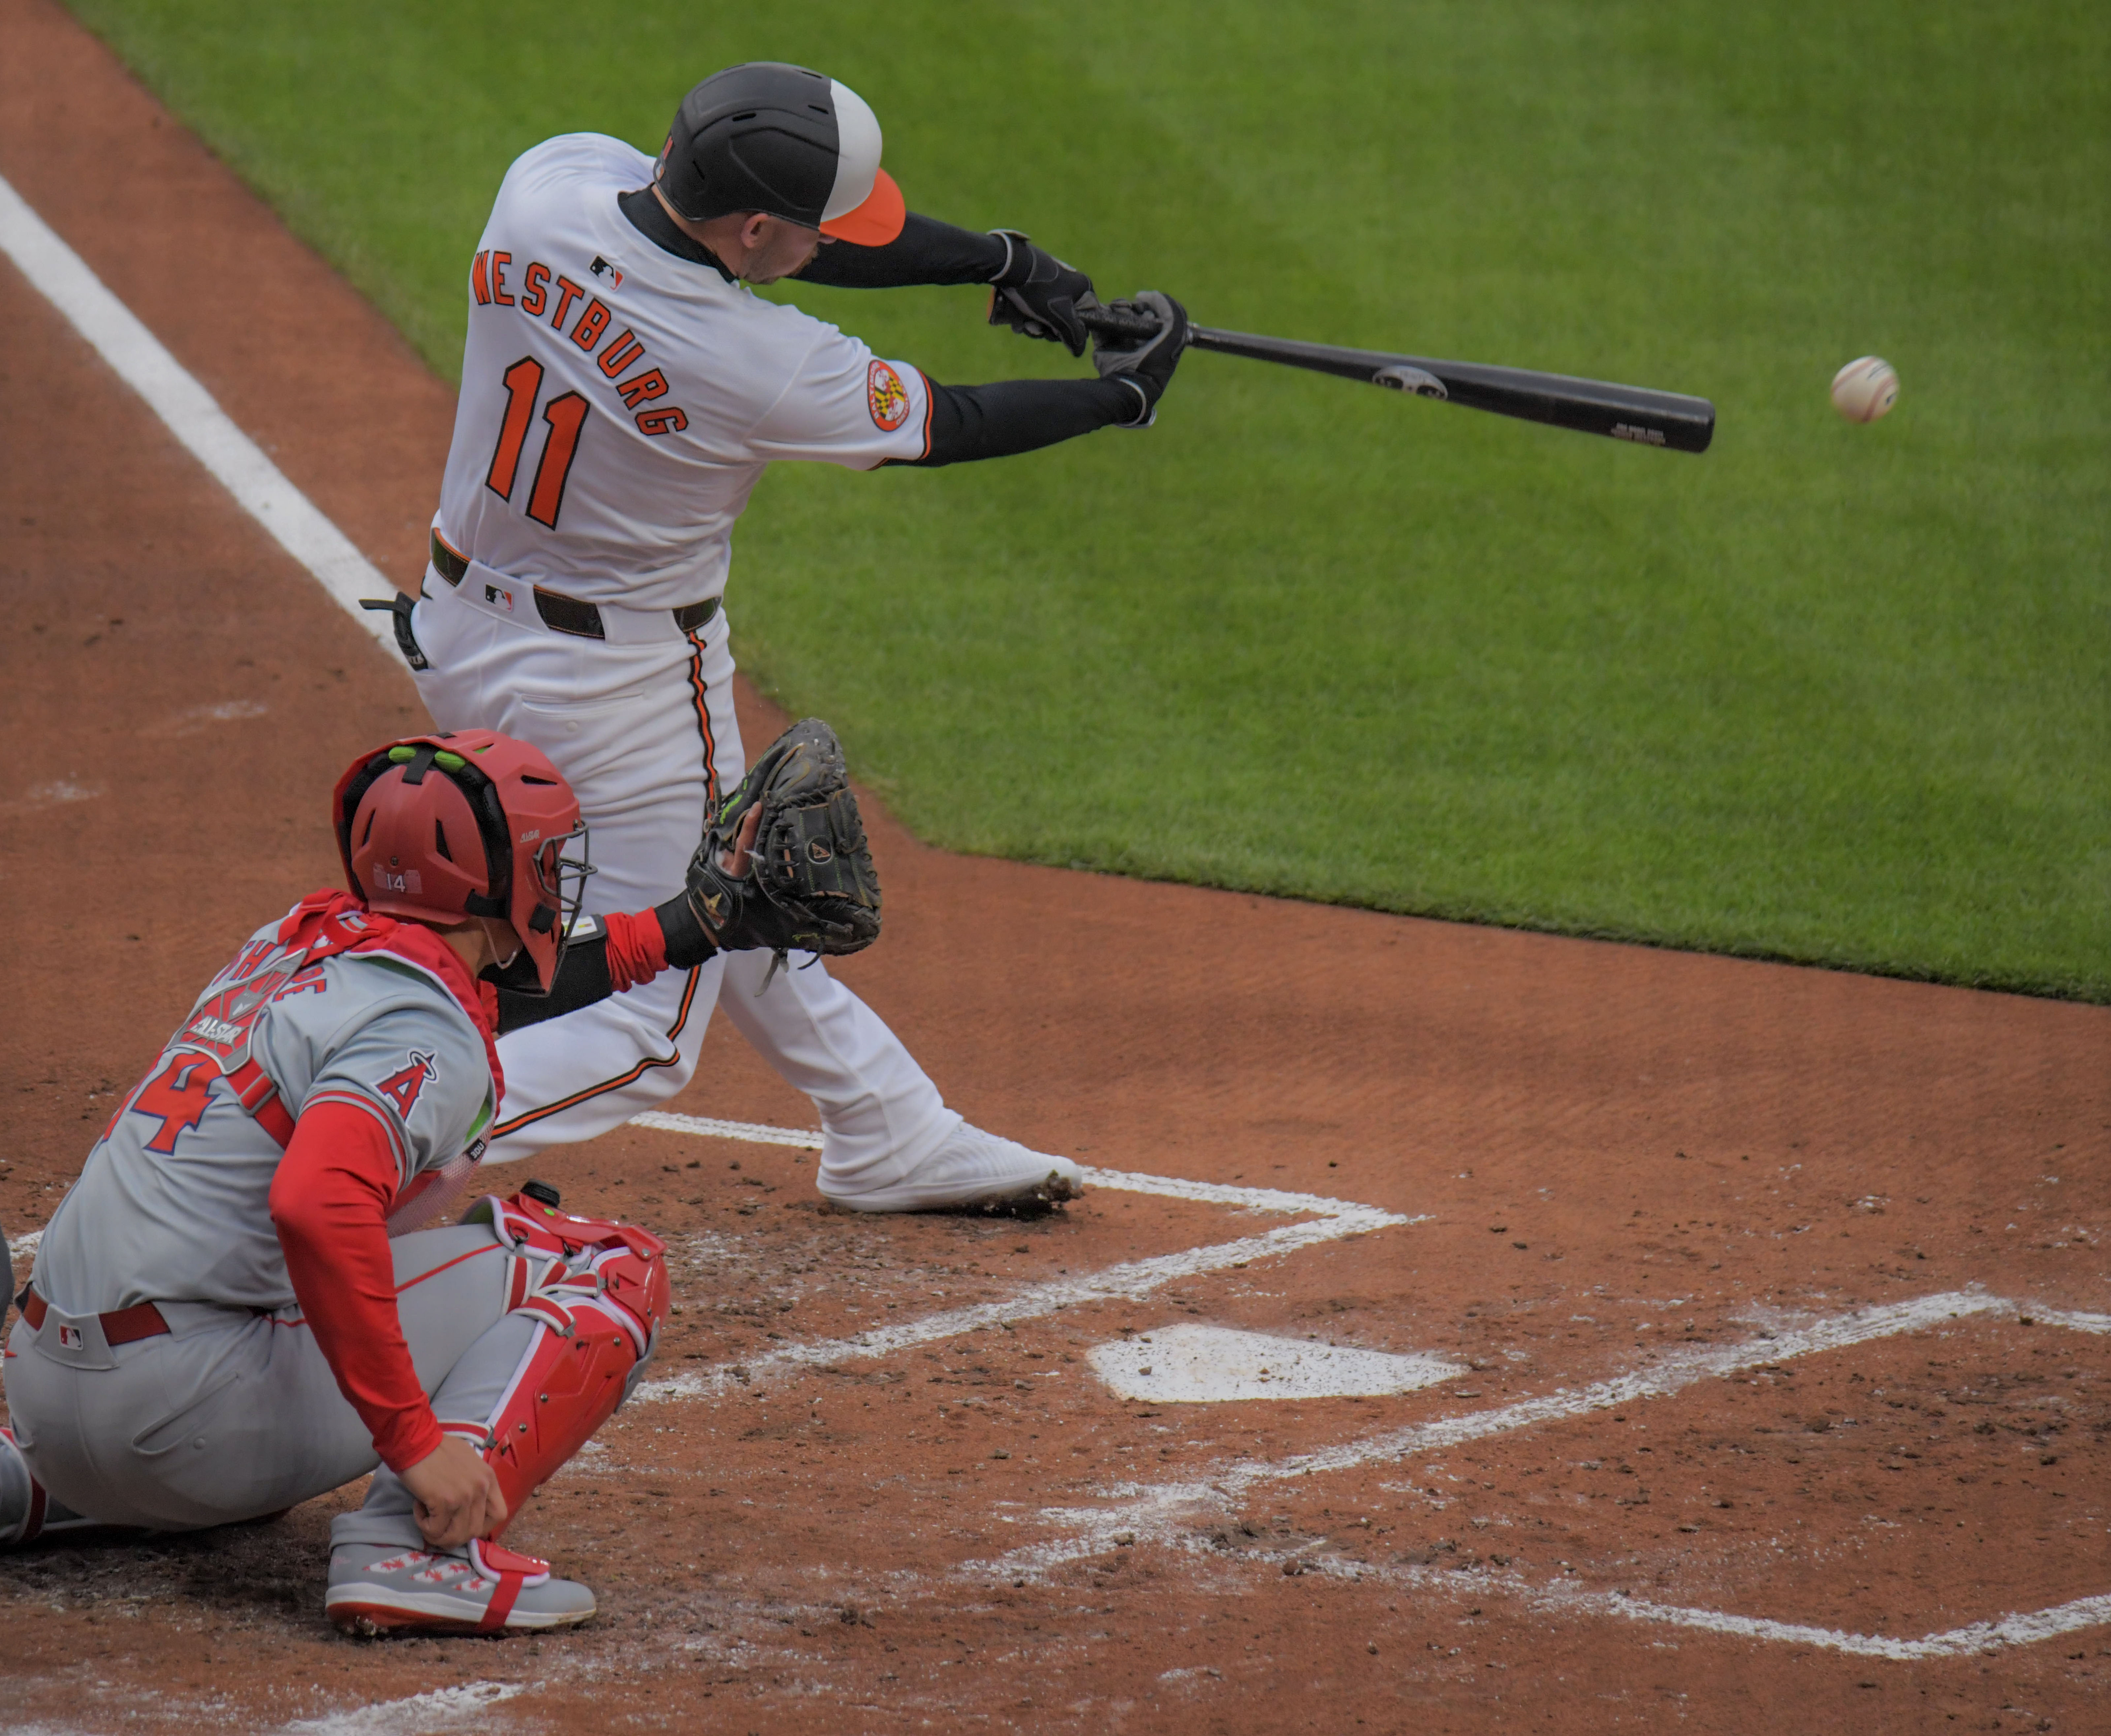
top-left (0, 718), bottom-right (875, 1634)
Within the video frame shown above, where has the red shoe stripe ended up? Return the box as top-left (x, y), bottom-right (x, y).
top-left (478, 1568), bottom-right (524, 1632)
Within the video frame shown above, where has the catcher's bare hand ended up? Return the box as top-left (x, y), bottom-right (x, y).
top-left (720, 802), bottom-right (761, 877)
top-left (684, 718), bottom-right (882, 957)
top-left (400, 1434), bottom-right (508, 1548)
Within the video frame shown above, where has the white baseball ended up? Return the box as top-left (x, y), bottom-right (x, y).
top-left (1831, 356), bottom-right (1899, 423)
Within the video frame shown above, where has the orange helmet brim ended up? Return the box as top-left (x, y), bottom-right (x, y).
top-left (819, 167), bottom-right (905, 246)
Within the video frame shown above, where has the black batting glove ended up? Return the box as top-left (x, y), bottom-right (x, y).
top-left (1089, 292), bottom-right (1189, 427)
top-left (986, 230), bottom-right (1096, 358)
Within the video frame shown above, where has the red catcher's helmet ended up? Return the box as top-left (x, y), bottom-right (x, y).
top-left (331, 732), bottom-right (590, 994)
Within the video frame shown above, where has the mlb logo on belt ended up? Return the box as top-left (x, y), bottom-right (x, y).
top-left (484, 583), bottom-right (515, 612)
top-left (58, 1324), bottom-right (84, 1350)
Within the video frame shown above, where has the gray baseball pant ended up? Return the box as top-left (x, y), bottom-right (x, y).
top-left (4, 1224), bottom-right (568, 1550)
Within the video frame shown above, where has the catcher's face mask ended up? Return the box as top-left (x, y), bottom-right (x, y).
top-left (505, 820), bottom-right (594, 996)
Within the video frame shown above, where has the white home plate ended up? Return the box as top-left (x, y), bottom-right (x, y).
top-left (1088, 1325), bottom-right (1467, 1403)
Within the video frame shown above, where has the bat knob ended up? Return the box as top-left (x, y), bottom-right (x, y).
top-left (1373, 364), bottom-right (1448, 400)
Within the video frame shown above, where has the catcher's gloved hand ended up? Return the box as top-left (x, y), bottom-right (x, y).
top-left (987, 229), bottom-right (1096, 358)
top-left (1090, 291), bottom-right (1190, 427)
top-left (683, 719), bottom-right (881, 959)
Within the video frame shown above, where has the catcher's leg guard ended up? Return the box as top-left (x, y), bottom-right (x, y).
top-left (445, 1191), bottom-right (670, 1524)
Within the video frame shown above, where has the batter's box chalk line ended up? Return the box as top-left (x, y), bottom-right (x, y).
top-left (967, 1287), bottom-right (2111, 1660)
top-left (1184, 1545), bottom-right (2111, 1665)
top-left (277, 1680), bottom-right (525, 1736)
top-left (625, 1109), bottom-right (1417, 1404)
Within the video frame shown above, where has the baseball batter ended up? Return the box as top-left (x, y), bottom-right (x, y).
top-left (0, 724), bottom-right (855, 1628)
top-left (397, 61), bottom-right (1188, 1213)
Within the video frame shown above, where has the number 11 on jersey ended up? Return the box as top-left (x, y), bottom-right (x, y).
top-left (485, 357), bottom-right (586, 529)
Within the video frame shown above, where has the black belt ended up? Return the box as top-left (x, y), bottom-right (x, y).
top-left (430, 534), bottom-right (719, 638)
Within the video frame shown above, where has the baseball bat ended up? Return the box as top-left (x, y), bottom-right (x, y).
top-left (1078, 302), bottom-right (1715, 454)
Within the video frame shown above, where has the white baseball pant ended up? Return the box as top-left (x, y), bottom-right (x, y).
top-left (407, 572), bottom-right (958, 1200)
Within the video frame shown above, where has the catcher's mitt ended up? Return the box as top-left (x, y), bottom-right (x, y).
top-left (684, 719), bottom-right (881, 960)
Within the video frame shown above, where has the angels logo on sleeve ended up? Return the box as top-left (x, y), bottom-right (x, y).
top-left (866, 359), bottom-right (910, 431)
top-left (375, 1050), bottom-right (439, 1119)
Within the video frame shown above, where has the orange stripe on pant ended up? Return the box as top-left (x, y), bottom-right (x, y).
top-left (486, 963), bottom-right (704, 1143)
top-left (685, 626), bottom-right (719, 807)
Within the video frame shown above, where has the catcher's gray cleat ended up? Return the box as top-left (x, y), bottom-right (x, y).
top-left (326, 1539), bottom-right (596, 1635)
top-left (2, 1224), bottom-right (106, 1549)
top-left (3, 1225), bottom-right (74, 1550)
top-left (824, 1122), bottom-right (1086, 1215)
top-left (0, 1429), bottom-right (39, 1549)
top-left (0, 1427), bottom-right (95, 1548)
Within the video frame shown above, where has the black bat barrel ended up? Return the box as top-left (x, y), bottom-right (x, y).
top-left (1078, 305), bottom-right (1715, 454)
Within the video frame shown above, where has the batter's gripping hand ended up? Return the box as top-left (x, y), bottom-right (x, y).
top-left (1091, 291), bottom-right (1189, 427)
top-left (987, 230), bottom-right (1096, 357)
top-left (684, 719), bottom-right (882, 958)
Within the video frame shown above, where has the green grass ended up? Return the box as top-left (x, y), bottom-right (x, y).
top-left (67, 1), bottom-right (2111, 997)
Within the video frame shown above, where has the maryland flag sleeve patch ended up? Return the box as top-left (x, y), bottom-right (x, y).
top-left (866, 359), bottom-right (910, 432)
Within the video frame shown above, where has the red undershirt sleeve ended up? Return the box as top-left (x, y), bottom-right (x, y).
top-left (599, 907), bottom-right (670, 994)
top-left (494, 902), bottom-right (698, 1036)
top-left (268, 1099), bottom-right (444, 1474)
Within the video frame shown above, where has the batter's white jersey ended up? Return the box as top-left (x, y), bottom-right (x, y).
top-left (32, 909), bottom-right (494, 1317)
top-left (436, 134), bottom-right (933, 612)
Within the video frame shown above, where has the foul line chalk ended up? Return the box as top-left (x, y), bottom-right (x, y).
top-left (628, 1110), bottom-right (1415, 1403)
top-left (976, 1289), bottom-right (2050, 1576)
top-left (0, 174), bottom-right (396, 652)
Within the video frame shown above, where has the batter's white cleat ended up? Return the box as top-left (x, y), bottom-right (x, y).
top-left (824, 1122), bottom-right (1086, 1215)
top-left (326, 1539), bottom-right (595, 1635)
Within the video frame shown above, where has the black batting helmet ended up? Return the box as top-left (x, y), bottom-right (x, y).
top-left (655, 62), bottom-right (904, 245)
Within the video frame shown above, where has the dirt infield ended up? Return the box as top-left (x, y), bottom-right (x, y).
top-left (4, 3), bottom-right (2109, 1730)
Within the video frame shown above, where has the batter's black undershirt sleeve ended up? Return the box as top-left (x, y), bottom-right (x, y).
top-left (610, 194), bottom-right (1138, 466)
top-left (796, 213), bottom-right (1009, 288)
top-left (618, 194), bottom-right (1006, 290)
top-left (493, 897), bottom-right (717, 1035)
top-left (908, 376), bottom-right (1145, 466)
